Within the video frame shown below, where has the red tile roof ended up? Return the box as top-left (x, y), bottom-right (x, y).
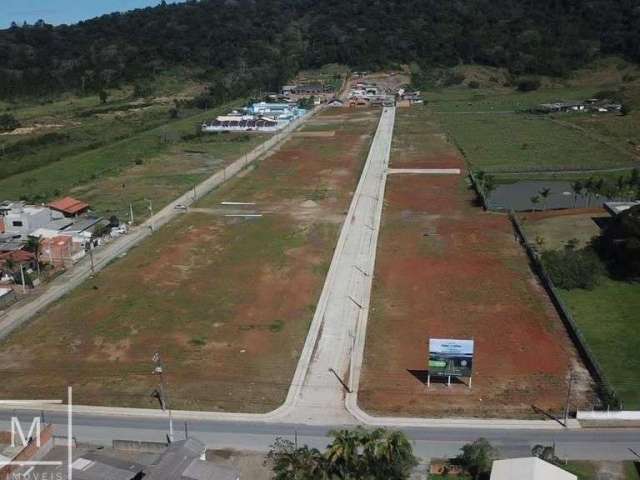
top-left (0, 250), bottom-right (34, 263)
top-left (48, 196), bottom-right (89, 215)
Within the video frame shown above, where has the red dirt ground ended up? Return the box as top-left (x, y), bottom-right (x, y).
top-left (359, 109), bottom-right (594, 418)
top-left (0, 108), bottom-right (379, 412)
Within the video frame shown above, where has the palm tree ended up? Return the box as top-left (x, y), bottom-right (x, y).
top-left (584, 177), bottom-right (595, 207)
top-left (372, 430), bottom-right (417, 479)
top-left (483, 175), bottom-right (496, 199)
top-left (616, 175), bottom-right (627, 201)
top-left (267, 438), bottom-right (327, 480)
top-left (326, 429), bottom-right (361, 477)
top-left (538, 187), bottom-right (551, 211)
top-left (530, 195), bottom-right (541, 212)
top-left (594, 178), bottom-right (605, 203)
top-left (571, 180), bottom-right (583, 208)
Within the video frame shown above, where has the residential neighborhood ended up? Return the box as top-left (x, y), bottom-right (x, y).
top-left (0, 197), bottom-right (119, 306)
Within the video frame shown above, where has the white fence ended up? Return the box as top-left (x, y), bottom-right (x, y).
top-left (577, 410), bottom-right (640, 427)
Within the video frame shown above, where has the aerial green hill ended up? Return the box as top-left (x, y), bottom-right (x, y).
top-left (1, 0), bottom-right (639, 99)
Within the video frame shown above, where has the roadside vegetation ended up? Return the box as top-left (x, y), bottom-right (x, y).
top-left (523, 205), bottom-right (640, 409)
top-left (266, 427), bottom-right (417, 480)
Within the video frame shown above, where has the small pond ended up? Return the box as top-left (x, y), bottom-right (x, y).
top-left (487, 181), bottom-right (613, 211)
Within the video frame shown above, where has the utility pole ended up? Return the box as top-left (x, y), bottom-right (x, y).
top-left (88, 240), bottom-right (95, 275)
top-left (147, 199), bottom-right (154, 218)
top-left (152, 352), bottom-right (174, 443)
top-left (20, 264), bottom-right (26, 294)
top-left (564, 371), bottom-right (574, 427)
top-left (129, 203), bottom-right (134, 225)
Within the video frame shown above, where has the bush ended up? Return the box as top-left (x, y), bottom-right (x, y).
top-left (541, 246), bottom-right (604, 290)
top-left (598, 204), bottom-right (640, 278)
top-left (132, 82), bottom-right (154, 98)
top-left (468, 80), bottom-right (480, 89)
top-left (516, 78), bottom-right (541, 92)
top-left (443, 71), bottom-right (466, 86)
top-left (0, 113), bottom-right (20, 132)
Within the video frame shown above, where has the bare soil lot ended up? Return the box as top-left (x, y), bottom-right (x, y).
top-left (0, 107), bottom-right (378, 412)
top-left (359, 107), bottom-right (593, 418)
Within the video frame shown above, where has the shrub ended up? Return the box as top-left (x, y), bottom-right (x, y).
top-left (132, 82), bottom-right (154, 98)
top-left (443, 71), bottom-right (466, 86)
top-left (598, 204), bottom-right (640, 278)
top-left (0, 113), bottom-right (20, 132)
top-left (468, 80), bottom-right (480, 89)
top-left (541, 247), bottom-right (604, 290)
top-left (516, 78), bottom-right (541, 92)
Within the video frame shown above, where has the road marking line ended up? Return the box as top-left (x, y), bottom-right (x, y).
top-left (387, 168), bottom-right (461, 175)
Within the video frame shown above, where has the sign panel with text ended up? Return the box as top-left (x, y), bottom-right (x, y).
top-left (428, 338), bottom-right (474, 378)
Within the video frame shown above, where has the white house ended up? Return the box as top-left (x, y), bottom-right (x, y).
top-left (490, 458), bottom-right (577, 480)
top-left (0, 202), bottom-right (68, 238)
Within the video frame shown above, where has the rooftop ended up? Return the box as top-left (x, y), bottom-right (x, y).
top-left (71, 452), bottom-right (144, 480)
top-left (603, 201), bottom-right (640, 216)
top-left (145, 439), bottom-right (239, 480)
top-left (48, 196), bottom-right (90, 216)
top-left (490, 457), bottom-right (576, 480)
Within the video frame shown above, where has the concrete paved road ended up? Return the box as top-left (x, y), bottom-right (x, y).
top-left (280, 107), bottom-right (396, 424)
top-left (1, 412), bottom-right (639, 461)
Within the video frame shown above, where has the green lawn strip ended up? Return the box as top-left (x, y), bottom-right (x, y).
top-left (0, 107), bottom-right (171, 180)
top-left (626, 462), bottom-right (640, 480)
top-left (563, 461), bottom-right (599, 479)
top-left (436, 112), bottom-right (628, 172)
top-left (0, 100), bottom-right (248, 207)
top-left (71, 132), bottom-right (267, 221)
top-left (558, 278), bottom-right (640, 409)
top-left (428, 86), bottom-right (598, 113)
top-left (492, 169), bottom-right (638, 184)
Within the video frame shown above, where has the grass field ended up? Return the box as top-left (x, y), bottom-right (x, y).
top-left (0, 97), bottom-right (269, 221)
top-left (359, 106), bottom-right (593, 418)
top-left (0, 107), bottom-right (378, 412)
top-left (522, 210), bottom-right (640, 409)
top-left (564, 461), bottom-right (640, 480)
top-left (0, 73), bottom-right (276, 222)
top-left (430, 77), bottom-right (640, 174)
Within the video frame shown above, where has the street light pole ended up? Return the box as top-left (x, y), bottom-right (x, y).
top-left (153, 352), bottom-right (174, 443)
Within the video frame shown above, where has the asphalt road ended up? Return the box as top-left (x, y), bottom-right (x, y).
top-left (1, 411), bottom-right (639, 461)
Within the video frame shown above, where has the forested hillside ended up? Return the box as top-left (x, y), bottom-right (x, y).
top-left (1, 0), bottom-right (639, 98)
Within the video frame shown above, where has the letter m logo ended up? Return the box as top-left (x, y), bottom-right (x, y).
top-left (11, 416), bottom-right (41, 448)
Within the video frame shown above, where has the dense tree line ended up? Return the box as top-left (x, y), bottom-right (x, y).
top-left (0, 0), bottom-right (639, 98)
